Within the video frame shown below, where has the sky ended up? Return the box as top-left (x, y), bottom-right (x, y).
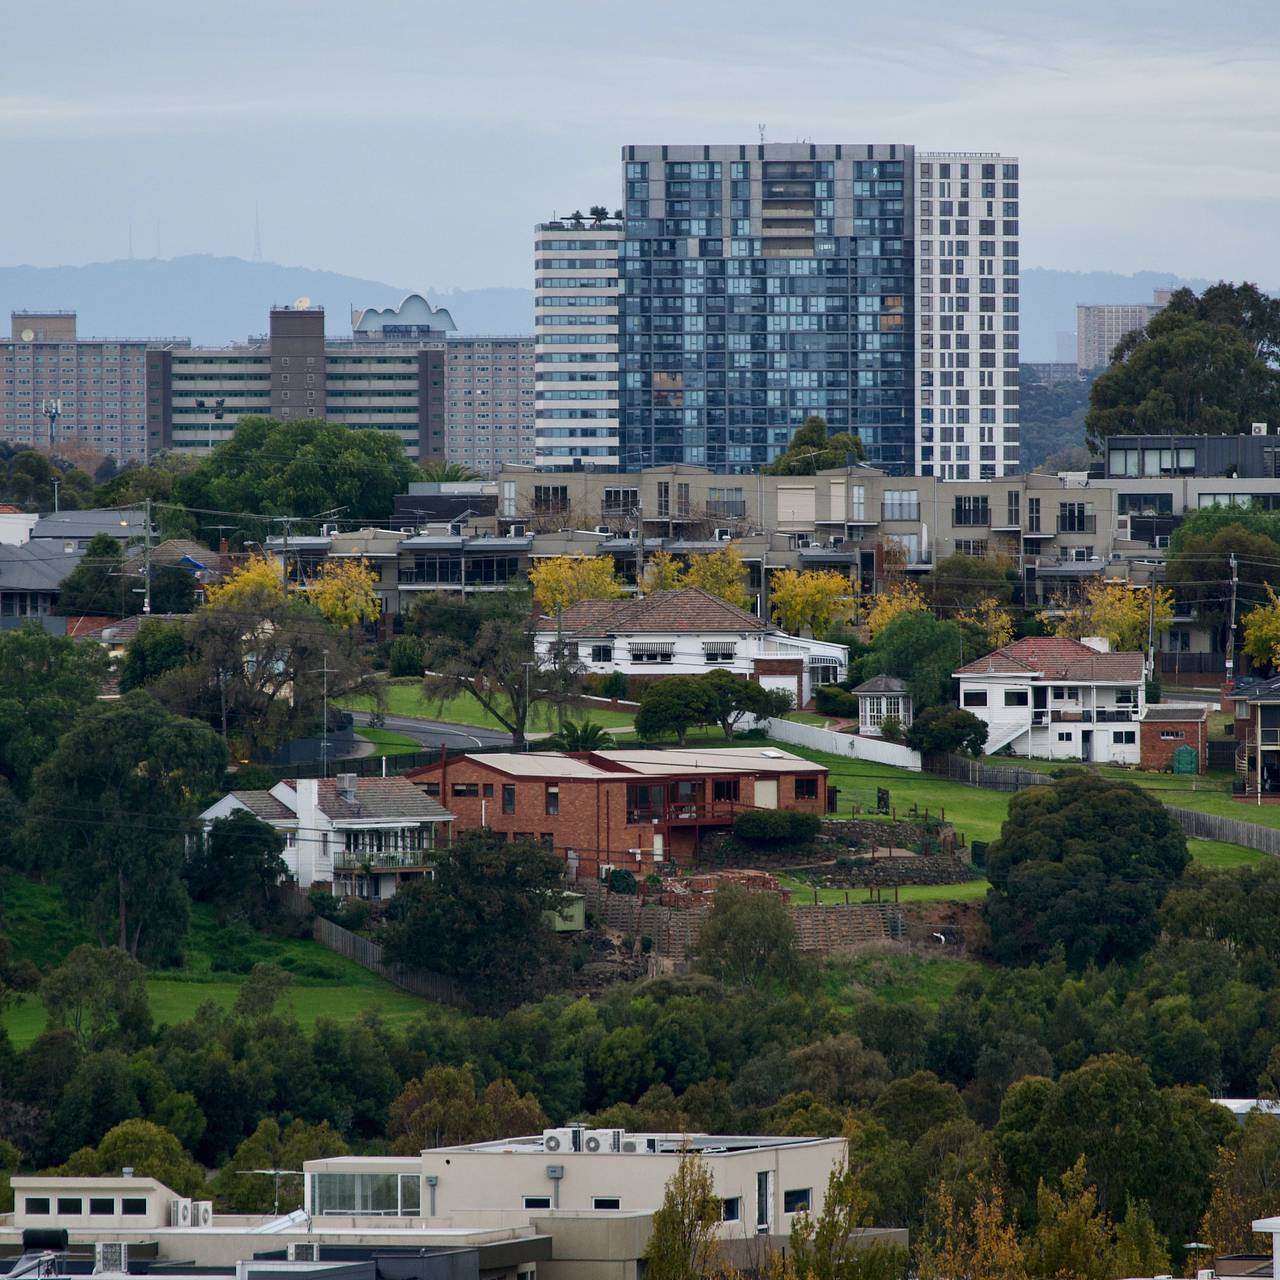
top-left (2, 0), bottom-right (1279, 291)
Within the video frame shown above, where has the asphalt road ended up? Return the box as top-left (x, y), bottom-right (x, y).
top-left (349, 709), bottom-right (512, 751)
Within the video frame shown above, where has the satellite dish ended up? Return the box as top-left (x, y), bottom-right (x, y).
top-left (20, 329), bottom-right (34, 342)
top-left (293, 296), bottom-right (312, 309)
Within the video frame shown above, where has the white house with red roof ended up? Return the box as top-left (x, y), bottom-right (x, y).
top-left (953, 636), bottom-right (1146, 764)
top-left (535, 587), bottom-right (848, 709)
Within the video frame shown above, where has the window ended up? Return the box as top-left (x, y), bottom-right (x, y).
top-left (533, 484), bottom-right (569, 513)
top-left (1004, 690), bottom-right (1029, 706)
top-left (482, 783), bottom-right (494, 798)
top-left (1115, 688), bottom-right (1138, 707)
top-left (1114, 730), bottom-right (1137, 744)
top-left (953, 494), bottom-right (989, 526)
top-left (400, 1175), bottom-right (420, 1214)
top-left (523, 1195), bottom-right (552, 1210)
top-left (452, 783), bottom-right (480, 797)
top-left (757, 1171), bottom-right (771, 1230)
top-left (589, 644), bottom-right (614, 663)
top-left (545, 785), bottom-right (560, 816)
top-left (57, 1198), bottom-right (83, 1215)
top-left (1057, 732), bottom-right (1072, 742)
top-left (502, 784), bottom-right (516, 815)
top-left (24, 1198), bottom-right (50, 1215)
top-left (713, 778), bottom-right (740, 802)
top-left (540, 832), bottom-right (554, 849)
top-left (722, 1197), bottom-right (742, 1222)
top-left (703, 641), bottom-right (736, 663)
top-left (593, 1197), bottom-right (622, 1210)
top-left (89, 1198), bottom-right (115, 1215)
top-left (795, 778), bottom-right (819, 800)
top-left (784, 1189), bottom-right (812, 1215)
top-left (1160, 729), bottom-right (1186, 740)
top-left (121, 1198), bottom-right (147, 1216)
top-left (963, 689), bottom-right (988, 707)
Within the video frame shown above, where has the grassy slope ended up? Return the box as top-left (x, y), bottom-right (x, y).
top-left (342, 678), bottom-right (635, 732)
top-left (0, 880), bottom-right (434, 1049)
top-left (355, 728), bottom-right (423, 757)
top-left (824, 951), bottom-right (980, 1008)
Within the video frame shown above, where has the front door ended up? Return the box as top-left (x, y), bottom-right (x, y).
top-left (1081, 730), bottom-right (1093, 762)
top-left (755, 778), bottom-right (778, 809)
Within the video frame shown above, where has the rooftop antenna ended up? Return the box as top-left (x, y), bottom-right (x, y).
top-left (758, 123), bottom-right (767, 145)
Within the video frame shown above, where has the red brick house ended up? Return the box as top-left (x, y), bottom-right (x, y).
top-left (407, 746), bottom-right (828, 880)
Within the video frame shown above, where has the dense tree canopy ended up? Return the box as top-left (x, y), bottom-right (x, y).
top-left (859, 610), bottom-right (966, 714)
top-left (762, 414), bottom-right (866, 475)
top-left (1086, 283), bottom-right (1280, 448)
top-left (175, 416), bottom-right (419, 546)
top-left (984, 775), bottom-right (1190, 968)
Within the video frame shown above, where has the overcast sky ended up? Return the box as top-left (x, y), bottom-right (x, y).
top-left (2, 0), bottom-right (1278, 290)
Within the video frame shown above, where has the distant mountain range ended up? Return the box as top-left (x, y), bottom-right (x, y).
top-left (0, 254), bottom-right (1254, 358)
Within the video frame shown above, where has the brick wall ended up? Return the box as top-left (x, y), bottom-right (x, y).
top-left (1140, 718), bottom-right (1207, 772)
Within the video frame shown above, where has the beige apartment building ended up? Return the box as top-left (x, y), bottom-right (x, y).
top-left (1076, 289), bottom-right (1171, 370)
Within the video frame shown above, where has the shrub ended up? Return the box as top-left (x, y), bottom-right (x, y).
top-left (1145, 675), bottom-right (1162, 705)
top-left (584, 671), bottom-right (630, 700)
top-left (906, 706), bottom-right (988, 756)
top-left (880, 715), bottom-right (903, 742)
top-left (815, 685), bottom-right (858, 717)
top-left (389, 635), bottom-right (428, 678)
top-left (734, 809), bottom-right (823, 849)
top-left (608, 868), bottom-right (638, 896)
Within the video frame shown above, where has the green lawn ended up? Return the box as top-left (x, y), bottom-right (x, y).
top-left (786, 712), bottom-right (844, 728)
top-left (777, 870), bottom-right (989, 906)
top-left (342, 678), bottom-right (635, 732)
top-left (0, 883), bottom-right (440, 1049)
top-left (824, 951), bottom-right (980, 1008)
top-left (355, 728), bottom-right (423, 757)
top-left (1187, 838), bottom-right (1266, 868)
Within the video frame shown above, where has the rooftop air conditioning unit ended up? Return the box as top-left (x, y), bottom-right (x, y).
top-left (1115, 516), bottom-right (1131, 540)
top-left (830, 536), bottom-right (845, 548)
top-left (193, 1201), bottom-right (213, 1228)
top-left (95, 1242), bottom-right (128, 1274)
top-left (621, 1140), bottom-right (639, 1154)
top-left (509, 524), bottom-right (526, 537)
top-left (584, 1128), bottom-right (623, 1153)
top-left (1253, 422), bottom-right (1268, 436)
top-left (594, 525), bottom-right (612, 535)
top-left (1155, 534), bottom-right (1170, 549)
top-left (169, 1198), bottom-right (192, 1227)
top-left (796, 537), bottom-right (811, 549)
top-left (288, 1243), bottom-right (319, 1262)
top-left (625, 528), bottom-right (638, 540)
top-left (713, 528), bottom-right (733, 541)
top-left (542, 1126), bottom-right (581, 1153)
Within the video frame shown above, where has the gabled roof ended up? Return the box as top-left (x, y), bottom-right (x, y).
top-left (1232, 674), bottom-right (1280, 703)
top-left (954, 636), bottom-right (1143, 683)
top-left (542, 588), bottom-right (765, 637)
top-left (94, 613), bottom-right (191, 643)
top-left (228, 790), bottom-right (297, 822)
top-left (30, 508), bottom-right (147, 539)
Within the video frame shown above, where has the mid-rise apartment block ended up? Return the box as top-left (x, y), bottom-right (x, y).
top-left (605, 142), bottom-right (1019, 478)
top-left (534, 220), bottom-right (622, 469)
top-left (2, 312), bottom-right (188, 464)
top-left (1076, 289), bottom-right (1171, 371)
top-left (147, 300), bottom-right (533, 471)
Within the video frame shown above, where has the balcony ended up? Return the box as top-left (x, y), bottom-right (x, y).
top-left (626, 801), bottom-right (744, 826)
top-left (334, 850), bottom-right (433, 872)
top-left (1039, 708), bottom-right (1135, 724)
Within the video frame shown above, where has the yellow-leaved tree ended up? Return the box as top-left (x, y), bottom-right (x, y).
top-left (308, 559), bottom-right (382, 628)
top-left (866, 580), bottom-right (929, 639)
top-left (1243, 585), bottom-right (1280, 669)
top-left (769, 568), bottom-right (857, 639)
top-left (683, 545), bottom-right (751, 610)
top-left (641, 550), bottom-right (688, 594)
top-left (918, 1179), bottom-right (1026, 1280)
top-left (204, 554), bottom-right (284, 611)
top-left (1045, 580), bottom-right (1173, 653)
top-left (956, 596), bottom-right (1016, 655)
top-left (528, 555), bottom-right (625, 614)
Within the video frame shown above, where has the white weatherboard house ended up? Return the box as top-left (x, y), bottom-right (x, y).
top-left (953, 636), bottom-right (1145, 764)
top-left (200, 774), bottom-right (453, 900)
top-left (536, 587), bottom-right (848, 709)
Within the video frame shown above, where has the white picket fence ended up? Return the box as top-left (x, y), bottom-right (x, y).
top-left (763, 717), bottom-right (922, 771)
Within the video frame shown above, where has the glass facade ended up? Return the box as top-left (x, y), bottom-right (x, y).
top-left (619, 146), bottom-right (915, 474)
top-left (310, 1172), bottom-right (421, 1216)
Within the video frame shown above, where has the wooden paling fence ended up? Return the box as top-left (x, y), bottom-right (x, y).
top-left (309, 914), bottom-right (469, 1008)
top-left (922, 753), bottom-right (1053, 792)
top-left (1164, 806), bottom-right (1280, 856)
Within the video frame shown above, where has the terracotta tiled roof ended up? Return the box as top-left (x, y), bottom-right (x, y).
top-left (541, 588), bottom-right (765, 637)
top-left (954, 636), bottom-right (1143, 683)
top-left (95, 613), bottom-right (191, 643)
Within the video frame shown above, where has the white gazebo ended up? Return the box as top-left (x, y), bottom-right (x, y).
top-left (851, 675), bottom-right (913, 736)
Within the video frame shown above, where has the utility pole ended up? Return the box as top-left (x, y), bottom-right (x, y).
top-left (633, 501), bottom-right (645, 590)
top-left (310, 650), bottom-right (332, 778)
top-left (51, 478), bottom-right (60, 513)
top-left (1145, 567), bottom-right (1157, 678)
top-left (1226, 552), bottom-right (1239, 682)
top-left (143, 497), bottom-right (153, 615)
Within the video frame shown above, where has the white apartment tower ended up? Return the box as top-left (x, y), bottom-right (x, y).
top-left (533, 220), bottom-right (621, 470)
top-left (913, 152), bottom-right (1022, 480)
